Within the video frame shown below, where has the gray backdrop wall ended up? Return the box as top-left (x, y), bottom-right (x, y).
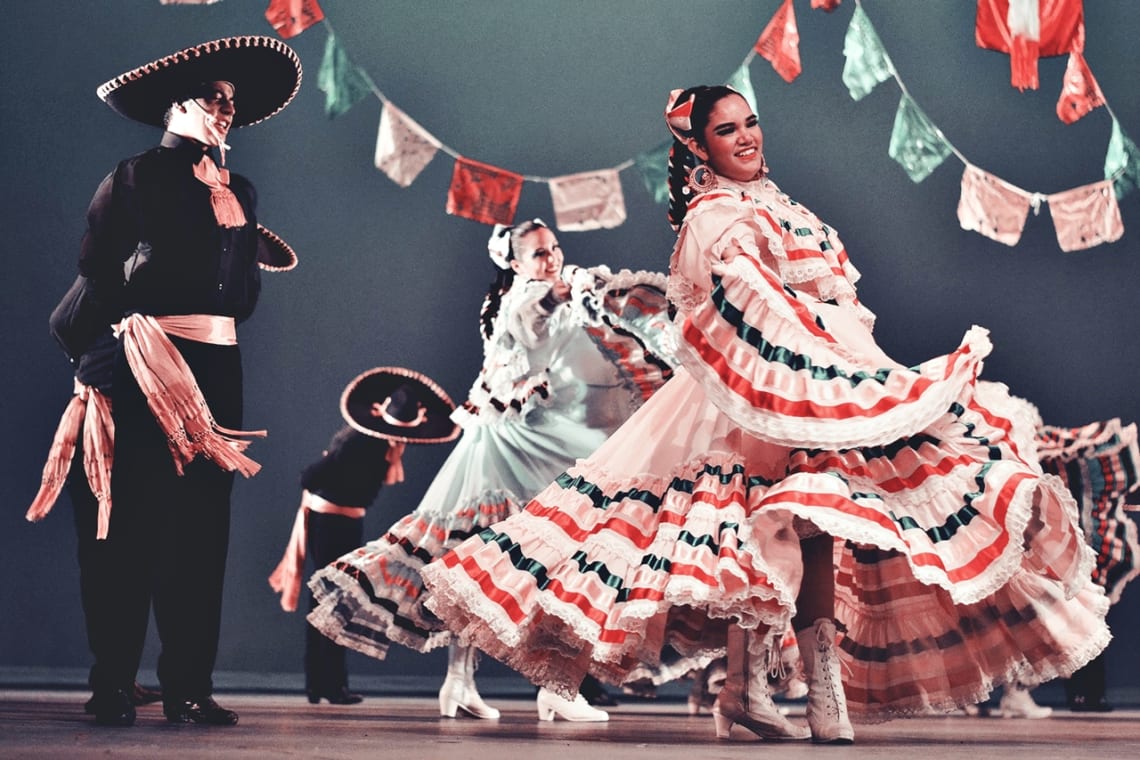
top-left (3, 1), bottom-right (1138, 692)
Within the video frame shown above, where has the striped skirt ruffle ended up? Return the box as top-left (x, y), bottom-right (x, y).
top-left (1037, 418), bottom-right (1140, 603)
top-left (306, 489), bottom-right (520, 658)
top-left (420, 367), bottom-right (1110, 719)
top-left (307, 405), bottom-right (614, 659)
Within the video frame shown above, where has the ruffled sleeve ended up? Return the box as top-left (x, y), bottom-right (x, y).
top-left (451, 280), bottom-right (560, 428)
top-left (565, 265), bottom-right (678, 403)
top-left (673, 192), bottom-right (991, 450)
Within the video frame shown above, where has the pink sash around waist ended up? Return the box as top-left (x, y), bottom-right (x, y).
top-left (268, 491), bottom-right (367, 612)
top-left (114, 313), bottom-right (265, 477)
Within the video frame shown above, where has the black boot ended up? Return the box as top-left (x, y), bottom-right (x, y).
top-left (86, 681), bottom-right (162, 713)
top-left (307, 685), bottom-right (364, 705)
top-left (579, 674), bottom-right (619, 707)
top-left (1067, 653), bottom-right (1112, 712)
top-left (90, 688), bottom-right (136, 727)
top-left (164, 696), bottom-right (239, 726)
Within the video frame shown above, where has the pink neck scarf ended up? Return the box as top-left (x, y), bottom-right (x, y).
top-left (193, 155), bottom-right (247, 228)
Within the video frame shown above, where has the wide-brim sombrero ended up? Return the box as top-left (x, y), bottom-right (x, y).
top-left (97, 36), bottom-right (302, 128)
top-left (341, 367), bottom-right (460, 444)
top-left (256, 224), bottom-right (297, 272)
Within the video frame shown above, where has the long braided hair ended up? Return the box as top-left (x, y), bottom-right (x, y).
top-left (479, 219), bottom-right (550, 341)
top-left (665, 85), bottom-right (740, 231)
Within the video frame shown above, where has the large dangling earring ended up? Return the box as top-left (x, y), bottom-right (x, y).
top-left (687, 163), bottom-right (718, 193)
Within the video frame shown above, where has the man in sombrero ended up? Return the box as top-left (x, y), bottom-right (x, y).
top-left (269, 367), bottom-right (461, 706)
top-left (26, 222), bottom-right (299, 726)
top-left (63, 36), bottom-right (301, 727)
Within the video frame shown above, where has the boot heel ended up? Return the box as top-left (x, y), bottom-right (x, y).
top-left (438, 677), bottom-right (460, 718)
top-left (711, 707), bottom-right (734, 739)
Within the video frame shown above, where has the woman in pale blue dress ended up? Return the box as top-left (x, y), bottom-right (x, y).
top-left (307, 220), bottom-right (676, 721)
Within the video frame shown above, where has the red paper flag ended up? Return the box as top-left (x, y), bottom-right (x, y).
top-left (754, 0), bottom-right (802, 83)
top-left (265, 0), bottom-right (324, 40)
top-left (446, 157), bottom-right (523, 226)
top-left (976, 0), bottom-right (1084, 91)
top-left (1056, 51), bottom-right (1104, 124)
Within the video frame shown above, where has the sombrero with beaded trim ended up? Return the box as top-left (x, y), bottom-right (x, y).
top-left (96, 36), bottom-right (302, 128)
top-left (256, 224), bottom-right (298, 273)
top-left (341, 367), bottom-right (460, 444)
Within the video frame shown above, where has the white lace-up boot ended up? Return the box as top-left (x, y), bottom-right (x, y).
top-left (712, 626), bottom-right (810, 741)
top-left (536, 687), bottom-right (609, 721)
top-left (796, 618), bottom-right (854, 744)
top-left (999, 682), bottom-right (1053, 719)
top-left (438, 643), bottom-right (500, 719)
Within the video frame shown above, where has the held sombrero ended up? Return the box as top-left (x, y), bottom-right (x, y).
top-left (256, 224), bottom-right (298, 272)
top-left (97, 36), bottom-right (302, 128)
top-left (341, 367), bottom-right (460, 445)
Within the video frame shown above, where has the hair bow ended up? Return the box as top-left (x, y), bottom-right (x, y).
top-left (665, 88), bottom-right (695, 142)
top-left (487, 224), bottom-right (513, 270)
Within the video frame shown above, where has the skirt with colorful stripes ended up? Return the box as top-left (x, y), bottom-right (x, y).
top-left (420, 367), bottom-right (1111, 720)
top-left (305, 402), bottom-right (616, 660)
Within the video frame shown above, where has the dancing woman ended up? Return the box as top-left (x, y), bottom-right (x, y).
top-left (307, 220), bottom-right (676, 721)
top-left (420, 85), bottom-right (1110, 744)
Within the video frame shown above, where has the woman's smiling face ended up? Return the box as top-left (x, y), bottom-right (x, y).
top-left (690, 93), bottom-right (764, 183)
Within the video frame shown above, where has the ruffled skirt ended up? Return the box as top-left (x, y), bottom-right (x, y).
top-left (420, 367), bottom-right (1111, 720)
top-left (306, 406), bottom-right (613, 659)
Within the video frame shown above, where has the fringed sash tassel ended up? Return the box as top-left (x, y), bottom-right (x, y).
top-left (115, 313), bottom-right (265, 477)
top-left (26, 382), bottom-right (115, 538)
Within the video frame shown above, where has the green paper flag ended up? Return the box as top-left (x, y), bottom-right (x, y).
top-left (318, 33), bottom-right (372, 118)
top-left (888, 95), bottom-right (951, 183)
top-left (726, 63), bottom-right (759, 115)
top-left (635, 141), bottom-right (672, 205)
top-left (843, 5), bottom-right (893, 101)
top-left (1105, 118), bottom-right (1140, 201)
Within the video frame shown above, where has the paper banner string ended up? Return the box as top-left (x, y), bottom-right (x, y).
top-left (243, 1), bottom-right (1135, 249)
top-left (846, 0), bottom-right (1134, 251)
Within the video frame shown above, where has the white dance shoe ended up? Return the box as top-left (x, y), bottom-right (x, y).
top-left (536, 688), bottom-right (609, 722)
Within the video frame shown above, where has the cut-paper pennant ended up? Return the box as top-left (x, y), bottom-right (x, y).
top-left (888, 95), bottom-right (952, 183)
top-left (549, 169), bottom-right (627, 232)
top-left (1105, 119), bottom-right (1140, 201)
top-left (318, 32), bottom-right (371, 118)
top-left (957, 165), bottom-right (1032, 246)
top-left (635, 142), bottom-right (672, 205)
top-left (264, 0), bottom-right (324, 39)
top-left (446, 157), bottom-right (523, 226)
top-left (754, 0), bottom-right (802, 83)
top-left (1048, 179), bottom-right (1124, 252)
top-left (726, 63), bottom-right (759, 115)
top-left (842, 4), bottom-right (893, 101)
top-left (975, 0), bottom-right (1085, 91)
top-left (1056, 50), bottom-right (1104, 124)
top-left (374, 103), bottom-right (441, 187)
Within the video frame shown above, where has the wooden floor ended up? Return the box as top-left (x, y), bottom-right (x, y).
top-left (2, 690), bottom-right (1139, 760)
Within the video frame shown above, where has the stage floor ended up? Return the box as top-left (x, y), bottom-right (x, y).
top-left (2, 690), bottom-right (1139, 760)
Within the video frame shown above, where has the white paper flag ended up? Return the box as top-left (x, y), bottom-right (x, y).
top-left (374, 103), bottom-right (441, 187)
top-left (549, 169), bottom-right (626, 232)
